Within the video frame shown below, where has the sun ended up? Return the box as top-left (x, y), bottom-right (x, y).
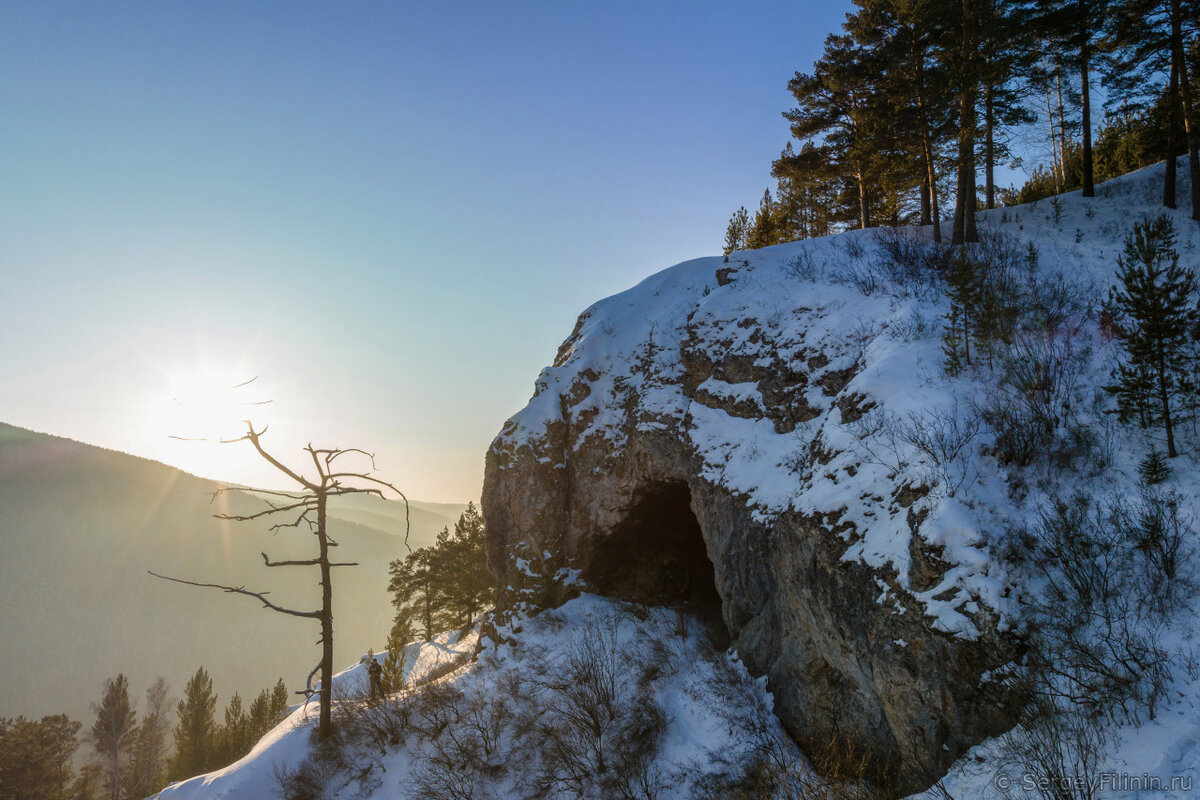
top-left (143, 366), bottom-right (273, 451)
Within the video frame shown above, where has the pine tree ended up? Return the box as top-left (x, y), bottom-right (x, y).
top-left (723, 206), bottom-right (749, 254)
top-left (89, 675), bottom-right (137, 800)
top-left (388, 546), bottom-right (441, 641)
top-left (977, 0), bottom-right (1038, 208)
top-left (218, 693), bottom-right (248, 765)
top-left (1106, 215), bottom-right (1198, 457)
top-left (245, 691), bottom-right (271, 745)
top-left (745, 189), bottom-right (780, 249)
top-left (771, 142), bottom-right (842, 240)
top-left (268, 679), bottom-right (289, 723)
top-left (1139, 447), bottom-right (1173, 483)
top-left (784, 32), bottom-right (891, 230)
top-left (171, 667), bottom-right (217, 780)
top-left (440, 503), bottom-right (492, 625)
top-left (948, 0), bottom-right (982, 244)
top-left (0, 715), bottom-right (81, 800)
top-left (380, 617), bottom-right (410, 694)
top-left (943, 249), bottom-right (980, 373)
top-left (853, 0), bottom-right (957, 237)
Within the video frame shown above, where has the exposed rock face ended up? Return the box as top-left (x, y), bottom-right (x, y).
top-left (482, 242), bottom-right (1023, 793)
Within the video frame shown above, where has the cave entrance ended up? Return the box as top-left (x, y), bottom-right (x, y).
top-left (584, 482), bottom-right (723, 617)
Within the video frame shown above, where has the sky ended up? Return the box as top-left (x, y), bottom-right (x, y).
top-left (0, 1), bottom-right (860, 502)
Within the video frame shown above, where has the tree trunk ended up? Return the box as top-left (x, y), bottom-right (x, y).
top-left (1159, 355), bottom-right (1177, 458)
top-left (920, 175), bottom-right (932, 226)
top-left (919, 92), bottom-right (942, 242)
top-left (985, 84), bottom-right (996, 208)
top-left (1165, 60), bottom-right (1179, 208)
top-left (1047, 89), bottom-right (1063, 192)
top-left (1170, 0), bottom-right (1200, 222)
top-left (1080, 41), bottom-right (1095, 197)
top-left (928, 141), bottom-right (943, 243)
top-left (317, 493), bottom-right (333, 742)
top-left (857, 167), bottom-right (871, 229)
top-left (915, 53), bottom-right (942, 242)
top-left (954, 86), bottom-right (979, 244)
top-left (1056, 69), bottom-right (1069, 182)
top-left (953, 0), bottom-right (978, 244)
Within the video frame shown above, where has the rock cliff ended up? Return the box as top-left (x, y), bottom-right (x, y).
top-left (482, 234), bottom-right (1032, 792)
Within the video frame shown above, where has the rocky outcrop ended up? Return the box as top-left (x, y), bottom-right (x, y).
top-left (482, 243), bottom-right (1024, 793)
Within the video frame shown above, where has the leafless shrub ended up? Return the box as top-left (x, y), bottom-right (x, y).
top-left (409, 681), bottom-right (465, 741)
top-left (781, 251), bottom-right (820, 282)
top-left (840, 411), bottom-right (907, 477)
top-left (898, 403), bottom-right (982, 496)
top-left (520, 616), bottom-right (673, 800)
top-left (830, 260), bottom-right (883, 296)
top-left (334, 691), bottom-right (412, 754)
top-left (409, 692), bottom-right (509, 799)
top-left (273, 746), bottom-right (341, 800)
top-left (1110, 489), bottom-right (1196, 614)
top-left (841, 235), bottom-right (867, 261)
top-left (410, 760), bottom-right (496, 800)
top-left (1027, 495), bottom-right (1179, 721)
top-left (874, 226), bottom-right (953, 299)
top-left (997, 699), bottom-right (1107, 800)
top-left (979, 326), bottom-right (1089, 468)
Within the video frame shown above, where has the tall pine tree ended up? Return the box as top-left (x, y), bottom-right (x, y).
top-left (171, 667), bottom-right (217, 781)
top-left (1106, 215), bottom-right (1198, 456)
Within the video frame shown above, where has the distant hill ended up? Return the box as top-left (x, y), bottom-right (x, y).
top-left (0, 422), bottom-right (467, 727)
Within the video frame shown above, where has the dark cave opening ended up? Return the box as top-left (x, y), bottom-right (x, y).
top-left (583, 482), bottom-right (724, 623)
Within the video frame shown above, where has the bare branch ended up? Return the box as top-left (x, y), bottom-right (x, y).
top-left (268, 508), bottom-right (314, 533)
top-left (232, 376), bottom-right (259, 389)
top-left (262, 552), bottom-right (320, 567)
top-left (261, 552), bottom-right (358, 568)
top-left (147, 571), bottom-right (321, 619)
top-left (299, 662), bottom-right (322, 699)
top-left (235, 488), bottom-right (311, 501)
top-left (242, 424), bottom-right (316, 490)
top-left (214, 499), bottom-right (312, 524)
top-left (325, 448), bottom-right (375, 466)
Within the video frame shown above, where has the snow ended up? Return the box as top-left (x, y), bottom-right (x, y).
top-left (152, 595), bottom-right (813, 799)
top-left (153, 628), bottom-right (478, 799)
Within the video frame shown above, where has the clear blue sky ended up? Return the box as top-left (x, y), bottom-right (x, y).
top-left (0, 1), bottom-right (856, 501)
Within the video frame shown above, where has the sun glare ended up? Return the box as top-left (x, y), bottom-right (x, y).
top-left (142, 367), bottom-right (274, 479)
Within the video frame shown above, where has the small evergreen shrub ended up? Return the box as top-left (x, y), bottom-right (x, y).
top-left (1138, 448), bottom-right (1171, 485)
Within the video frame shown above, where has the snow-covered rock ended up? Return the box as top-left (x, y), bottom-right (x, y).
top-left (482, 160), bottom-right (1200, 792)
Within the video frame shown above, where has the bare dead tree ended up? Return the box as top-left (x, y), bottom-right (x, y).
top-left (150, 420), bottom-right (408, 742)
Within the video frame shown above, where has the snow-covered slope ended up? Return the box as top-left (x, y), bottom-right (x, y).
top-left (153, 595), bottom-right (818, 800)
top-left (155, 627), bottom-right (479, 799)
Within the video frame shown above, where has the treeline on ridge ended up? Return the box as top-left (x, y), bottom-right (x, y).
top-left (724, 0), bottom-right (1200, 252)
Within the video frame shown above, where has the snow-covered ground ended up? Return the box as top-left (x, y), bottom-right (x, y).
top-left (154, 629), bottom-right (479, 799)
top-left (153, 595), bottom-right (813, 799)
top-left (156, 161), bottom-right (1200, 799)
